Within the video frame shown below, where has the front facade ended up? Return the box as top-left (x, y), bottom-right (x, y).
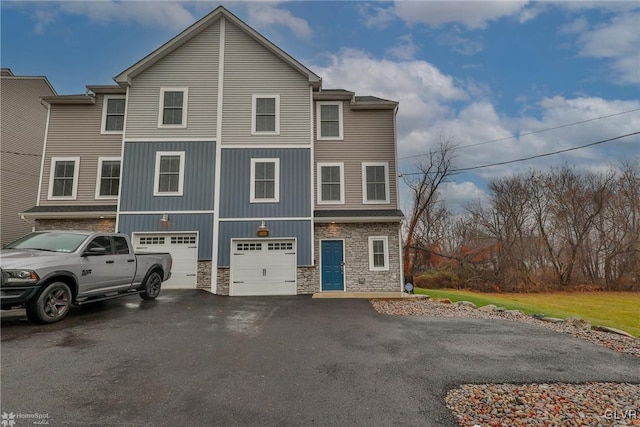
top-left (21, 6), bottom-right (403, 295)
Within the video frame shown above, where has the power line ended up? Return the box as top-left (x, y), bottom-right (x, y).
top-left (398, 131), bottom-right (640, 177)
top-left (399, 108), bottom-right (640, 160)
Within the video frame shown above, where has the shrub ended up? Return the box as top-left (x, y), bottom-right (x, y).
top-left (414, 270), bottom-right (461, 289)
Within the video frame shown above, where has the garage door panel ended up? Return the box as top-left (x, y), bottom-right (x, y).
top-left (134, 233), bottom-right (198, 290)
top-left (231, 239), bottom-right (296, 296)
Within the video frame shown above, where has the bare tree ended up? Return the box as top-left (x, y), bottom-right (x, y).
top-left (402, 138), bottom-right (456, 279)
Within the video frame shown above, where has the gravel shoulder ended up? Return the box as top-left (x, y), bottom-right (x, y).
top-left (371, 298), bottom-right (640, 427)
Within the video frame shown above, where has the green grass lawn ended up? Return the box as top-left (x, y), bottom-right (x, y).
top-left (415, 288), bottom-right (640, 337)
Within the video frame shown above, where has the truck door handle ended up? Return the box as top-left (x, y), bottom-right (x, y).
top-left (127, 259), bottom-right (135, 263)
top-left (106, 260), bottom-right (115, 264)
top-left (263, 268), bottom-right (266, 276)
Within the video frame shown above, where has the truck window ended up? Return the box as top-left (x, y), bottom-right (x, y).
top-left (86, 236), bottom-right (113, 254)
top-left (113, 236), bottom-right (130, 255)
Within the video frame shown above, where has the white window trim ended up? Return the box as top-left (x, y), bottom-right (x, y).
top-left (368, 236), bottom-right (389, 271)
top-left (100, 95), bottom-right (126, 134)
top-left (153, 151), bottom-right (185, 196)
top-left (48, 156), bottom-right (80, 200)
top-left (95, 157), bottom-right (121, 200)
top-left (361, 161), bottom-right (390, 204)
top-left (316, 101), bottom-right (344, 140)
top-left (317, 162), bottom-right (345, 204)
top-left (251, 94), bottom-right (280, 135)
top-left (157, 87), bottom-right (188, 128)
top-left (250, 158), bottom-right (280, 203)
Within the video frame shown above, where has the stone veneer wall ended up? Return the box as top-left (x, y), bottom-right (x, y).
top-left (197, 261), bottom-right (212, 290)
top-left (314, 222), bottom-right (402, 292)
top-left (34, 218), bottom-right (116, 232)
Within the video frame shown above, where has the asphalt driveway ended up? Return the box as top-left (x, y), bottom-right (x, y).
top-left (2, 290), bottom-right (639, 426)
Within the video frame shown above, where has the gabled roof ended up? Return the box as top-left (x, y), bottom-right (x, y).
top-left (86, 85), bottom-right (126, 95)
top-left (40, 94), bottom-right (95, 105)
top-left (114, 6), bottom-right (321, 88)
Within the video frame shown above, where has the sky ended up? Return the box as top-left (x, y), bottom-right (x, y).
top-left (2, 0), bottom-right (639, 212)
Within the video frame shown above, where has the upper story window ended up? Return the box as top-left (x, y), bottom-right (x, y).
top-left (317, 101), bottom-right (343, 140)
top-left (158, 88), bottom-right (188, 128)
top-left (362, 162), bottom-right (390, 204)
top-left (368, 236), bottom-right (389, 271)
top-left (317, 162), bottom-right (344, 204)
top-left (250, 158), bottom-right (279, 203)
top-left (95, 157), bottom-right (121, 199)
top-left (48, 157), bottom-right (80, 200)
top-left (252, 95), bottom-right (280, 135)
top-left (101, 96), bottom-right (125, 134)
top-left (154, 151), bottom-right (185, 196)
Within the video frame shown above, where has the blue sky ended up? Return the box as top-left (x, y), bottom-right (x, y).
top-left (2, 1), bottom-right (639, 211)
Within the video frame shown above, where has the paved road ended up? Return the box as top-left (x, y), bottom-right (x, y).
top-left (2, 291), bottom-right (639, 426)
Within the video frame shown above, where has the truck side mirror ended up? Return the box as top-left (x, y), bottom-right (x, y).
top-left (83, 247), bottom-right (107, 256)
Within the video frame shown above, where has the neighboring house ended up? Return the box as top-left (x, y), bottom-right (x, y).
top-left (0, 68), bottom-right (56, 246)
top-left (21, 6), bottom-right (404, 295)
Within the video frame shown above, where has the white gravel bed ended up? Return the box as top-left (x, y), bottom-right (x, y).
top-left (371, 298), bottom-right (640, 426)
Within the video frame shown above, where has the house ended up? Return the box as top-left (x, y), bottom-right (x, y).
top-left (20, 6), bottom-right (404, 295)
top-left (0, 68), bottom-right (56, 246)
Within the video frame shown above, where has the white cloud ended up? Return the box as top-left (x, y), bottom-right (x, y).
top-left (246, 2), bottom-right (312, 40)
top-left (440, 181), bottom-right (489, 210)
top-left (393, 1), bottom-right (531, 29)
top-left (575, 12), bottom-right (640, 84)
top-left (33, 9), bottom-right (56, 34)
top-left (57, 1), bottom-right (196, 31)
top-left (439, 28), bottom-right (484, 56)
top-left (386, 34), bottom-right (418, 60)
top-left (358, 3), bottom-right (396, 29)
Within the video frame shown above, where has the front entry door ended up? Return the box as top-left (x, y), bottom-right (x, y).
top-left (321, 240), bottom-right (344, 291)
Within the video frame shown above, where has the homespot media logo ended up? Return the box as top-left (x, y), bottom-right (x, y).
top-left (1, 412), bottom-right (50, 426)
top-left (603, 409), bottom-right (637, 420)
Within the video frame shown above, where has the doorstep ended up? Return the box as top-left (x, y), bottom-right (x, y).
top-left (312, 292), bottom-right (421, 299)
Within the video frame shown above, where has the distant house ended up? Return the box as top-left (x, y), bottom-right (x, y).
top-left (0, 68), bottom-right (56, 246)
top-left (21, 6), bottom-right (404, 295)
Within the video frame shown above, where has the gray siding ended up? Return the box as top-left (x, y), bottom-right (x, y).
top-left (1, 76), bottom-right (55, 245)
top-left (314, 102), bottom-right (398, 209)
top-left (219, 148), bottom-right (311, 218)
top-left (119, 141), bottom-right (215, 211)
top-left (125, 21), bottom-right (220, 139)
top-left (218, 220), bottom-right (312, 266)
top-left (222, 21), bottom-right (311, 145)
top-left (117, 213), bottom-right (213, 259)
top-left (39, 94), bottom-right (122, 206)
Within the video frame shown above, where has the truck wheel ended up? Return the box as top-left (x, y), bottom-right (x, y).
top-left (26, 282), bottom-right (72, 324)
top-left (140, 271), bottom-right (162, 300)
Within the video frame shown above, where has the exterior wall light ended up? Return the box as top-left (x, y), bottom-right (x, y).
top-left (257, 220), bottom-right (269, 237)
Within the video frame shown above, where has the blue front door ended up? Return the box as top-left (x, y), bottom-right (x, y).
top-left (321, 240), bottom-right (344, 291)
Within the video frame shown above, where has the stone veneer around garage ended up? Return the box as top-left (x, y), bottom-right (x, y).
top-left (34, 218), bottom-right (116, 232)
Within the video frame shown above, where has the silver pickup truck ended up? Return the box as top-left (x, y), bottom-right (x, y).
top-left (0, 231), bottom-right (172, 323)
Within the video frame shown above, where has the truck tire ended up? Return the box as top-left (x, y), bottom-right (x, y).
top-left (26, 282), bottom-right (73, 324)
top-left (140, 271), bottom-right (162, 300)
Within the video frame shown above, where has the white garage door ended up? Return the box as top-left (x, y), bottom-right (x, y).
top-left (134, 233), bottom-right (198, 289)
top-left (230, 239), bottom-right (297, 296)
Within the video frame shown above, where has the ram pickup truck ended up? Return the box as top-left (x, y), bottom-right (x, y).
top-left (0, 231), bottom-right (172, 323)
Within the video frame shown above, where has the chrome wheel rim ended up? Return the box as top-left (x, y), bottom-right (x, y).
top-left (44, 287), bottom-right (70, 319)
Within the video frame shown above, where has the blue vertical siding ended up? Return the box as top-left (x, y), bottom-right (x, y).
top-left (118, 213), bottom-right (213, 259)
top-left (218, 220), bottom-right (312, 266)
top-left (219, 148), bottom-right (311, 218)
top-left (120, 141), bottom-right (216, 212)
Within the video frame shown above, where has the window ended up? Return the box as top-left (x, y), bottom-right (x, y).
top-left (368, 236), bottom-right (389, 271)
top-left (250, 158), bottom-right (279, 203)
top-left (252, 95), bottom-right (280, 134)
top-left (316, 101), bottom-right (343, 140)
top-left (101, 96), bottom-right (125, 133)
top-left (48, 157), bottom-right (80, 199)
top-left (95, 157), bottom-right (121, 199)
top-left (171, 236), bottom-right (196, 245)
top-left (113, 236), bottom-right (130, 255)
top-left (362, 162), bottom-right (390, 204)
top-left (237, 242), bottom-right (262, 251)
top-left (86, 236), bottom-right (113, 254)
top-left (154, 151), bottom-right (185, 196)
top-left (317, 163), bottom-right (344, 204)
top-left (268, 242), bottom-right (294, 251)
top-left (158, 88), bottom-right (188, 127)
top-left (139, 236), bottom-right (165, 245)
